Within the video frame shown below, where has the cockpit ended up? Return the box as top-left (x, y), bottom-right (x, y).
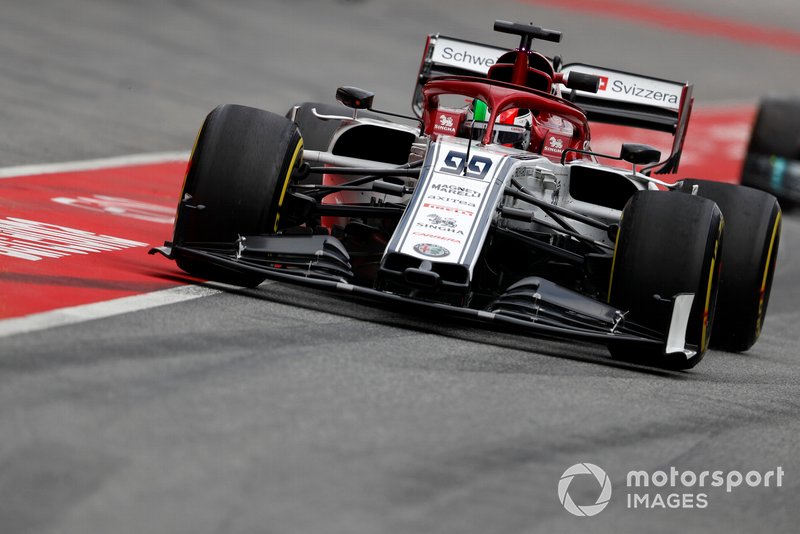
top-left (426, 86), bottom-right (584, 162)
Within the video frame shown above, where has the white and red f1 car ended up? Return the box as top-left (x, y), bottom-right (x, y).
top-left (153, 20), bottom-right (781, 369)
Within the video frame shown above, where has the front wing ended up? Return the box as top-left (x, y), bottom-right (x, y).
top-left (150, 242), bottom-right (691, 367)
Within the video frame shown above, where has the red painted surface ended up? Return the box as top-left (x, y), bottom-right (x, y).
top-left (521, 0), bottom-right (800, 54)
top-left (590, 104), bottom-right (756, 182)
top-left (0, 105), bottom-right (754, 320)
top-left (0, 161), bottom-right (189, 319)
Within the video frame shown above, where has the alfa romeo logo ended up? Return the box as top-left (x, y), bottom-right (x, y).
top-left (413, 243), bottom-right (450, 258)
top-left (558, 463), bottom-right (612, 517)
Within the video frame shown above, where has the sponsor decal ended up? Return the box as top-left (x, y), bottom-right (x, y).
top-left (426, 213), bottom-right (457, 228)
top-left (430, 38), bottom-right (504, 74)
top-left (429, 183), bottom-right (482, 198)
top-left (437, 150), bottom-right (494, 180)
top-left (439, 46), bottom-right (497, 69)
top-left (427, 195), bottom-right (477, 207)
top-left (433, 111), bottom-right (461, 136)
top-left (411, 231), bottom-right (462, 244)
top-left (422, 202), bottom-right (474, 216)
top-left (561, 65), bottom-right (683, 111)
top-left (609, 79), bottom-right (679, 106)
top-left (414, 223), bottom-right (464, 235)
top-left (542, 134), bottom-right (571, 157)
top-left (413, 242), bottom-right (450, 258)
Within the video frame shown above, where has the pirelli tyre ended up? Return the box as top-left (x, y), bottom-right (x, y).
top-left (173, 104), bottom-right (303, 287)
top-left (741, 95), bottom-right (800, 204)
top-left (608, 191), bottom-right (723, 369)
top-left (678, 179), bottom-right (781, 352)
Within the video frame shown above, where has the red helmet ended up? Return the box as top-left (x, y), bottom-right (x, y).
top-left (494, 108), bottom-right (532, 149)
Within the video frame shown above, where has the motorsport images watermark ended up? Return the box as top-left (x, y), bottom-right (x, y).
top-left (558, 463), bottom-right (784, 516)
top-left (558, 463), bottom-right (612, 517)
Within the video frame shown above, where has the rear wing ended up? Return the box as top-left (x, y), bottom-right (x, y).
top-left (559, 64), bottom-right (694, 174)
top-left (412, 35), bottom-right (694, 174)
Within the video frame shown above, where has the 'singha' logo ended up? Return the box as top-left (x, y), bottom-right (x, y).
top-left (558, 463), bottom-right (612, 517)
top-left (426, 214), bottom-right (457, 228)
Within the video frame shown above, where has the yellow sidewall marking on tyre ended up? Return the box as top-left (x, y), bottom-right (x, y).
top-left (701, 220), bottom-right (723, 353)
top-left (606, 216), bottom-right (622, 303)
top-left (183, 125), bottom-right (203, 190)
top-left (701, 255), bottom-right (716, 353)
top-left (274, 138), bottom-right (304, 232)
top-left (173, 124), bottom-right (204, 240)
top-left (756, 210), bottom-right (781, 336)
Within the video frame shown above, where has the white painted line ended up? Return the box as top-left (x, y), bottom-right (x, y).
top-left (0, 151), bottom-right (225, 336)
top-left (0, 151), bottom-right (190, 179)
top-left (0, 285), bottom-right (220, 338)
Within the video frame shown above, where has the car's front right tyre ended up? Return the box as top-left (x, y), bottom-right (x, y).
top-left (607, 191), bottom-right (723, 369)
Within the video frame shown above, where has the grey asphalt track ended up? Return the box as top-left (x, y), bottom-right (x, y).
top-left (1, 1), bottom-right (799, 533)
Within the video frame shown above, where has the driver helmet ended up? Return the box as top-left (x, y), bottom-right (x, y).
top-left (494, 108), bottom-right (532, 150)
top-left (466, 101), bottom-right (532, 150)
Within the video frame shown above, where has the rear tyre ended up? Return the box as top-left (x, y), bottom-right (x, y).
top-left (173, 104), bottom-right (304, 287)
top-left (678, 180), bottom-right (781, 352)
top-left (608, 191), bottom-right (723, 369)
top-left (746, 95), bottom-right (800, 159)
top-left (742, 95), bottom-right (800, 205)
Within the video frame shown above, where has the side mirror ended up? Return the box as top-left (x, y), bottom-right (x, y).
top-left (334, 85), bottom-right (424, 129)
top-left (336, 86), bottom-right (375, 110)
top-left (564, 72), bottom-right (601, 93)
top-left (620, 143), bottom-right (661, 165)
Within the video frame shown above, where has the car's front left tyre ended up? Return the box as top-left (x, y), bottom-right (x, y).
top-left (173, 104), bottom-right (304, 287)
